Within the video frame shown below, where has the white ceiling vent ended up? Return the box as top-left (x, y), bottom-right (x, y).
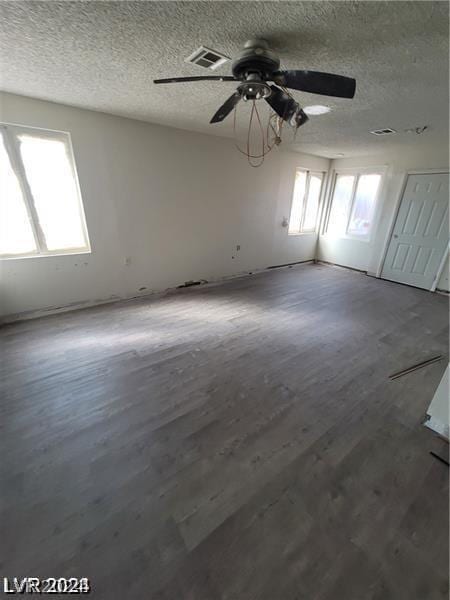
top-left (370, 128), bottom-right (397, 136)
top-left (185, 46), bottom-right (229, 70)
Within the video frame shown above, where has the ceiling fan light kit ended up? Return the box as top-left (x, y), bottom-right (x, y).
top-left (154, 39), bottom-right (356, 166)
top-left (303, 105), bottom-right (332, 116)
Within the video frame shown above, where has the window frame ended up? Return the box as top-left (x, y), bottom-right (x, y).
top-left (288, 168), bottom-right (325, 236)
top-left (0, 122), bottom-right (91, 260)
top-left (323, 166), bottom-right (385, 242)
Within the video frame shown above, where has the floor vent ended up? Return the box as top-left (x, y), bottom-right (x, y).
top-left (185, 46), bottom-right (229, 70)
top-left (370, 128), bottom-right (397, 136)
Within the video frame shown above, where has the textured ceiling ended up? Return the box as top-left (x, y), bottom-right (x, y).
top-left (0, 1), bottom-right (448, 157)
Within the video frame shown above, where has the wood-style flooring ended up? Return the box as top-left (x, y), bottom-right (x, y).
top-left (1, 263), bottom-right (449, 599)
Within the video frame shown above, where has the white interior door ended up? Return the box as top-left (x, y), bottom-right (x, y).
top-left (382, 173), bottom-right (449, 290)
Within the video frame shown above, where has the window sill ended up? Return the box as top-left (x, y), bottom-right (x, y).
top-left (321, 233), bottom-right (371, 243)
top-left (0, 249), bottom-right (92, 261)
top-left (288, 231), bottom-right (316, 237)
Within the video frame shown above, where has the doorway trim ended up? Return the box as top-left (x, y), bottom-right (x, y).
top-left (376, 169), bottom-right (449, 290)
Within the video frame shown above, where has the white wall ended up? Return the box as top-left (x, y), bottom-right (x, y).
top-left (425, 364), bottom-right (449, 440)
top-left (0, 92), bottom-right (329, 319)
top-left (317, 146), bottom-right (449, 290)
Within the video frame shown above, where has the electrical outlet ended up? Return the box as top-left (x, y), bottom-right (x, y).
top-left (124, 256), bottom-right (132, 266)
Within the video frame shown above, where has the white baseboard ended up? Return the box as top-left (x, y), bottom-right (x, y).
top-left (0, 260), bottom-right (315, 325)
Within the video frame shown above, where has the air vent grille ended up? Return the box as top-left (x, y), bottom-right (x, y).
top-left (185, 46), bottom-right (229, 70)
top-left (370, 128), bottom-right (397, 136)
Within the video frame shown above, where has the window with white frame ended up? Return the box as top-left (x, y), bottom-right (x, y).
top-left (0, 123), bottom-right (90, 259)
top-left (326, 171), bottom-right (382, 239)
top-left (288, 169), bottom-right (324, 234)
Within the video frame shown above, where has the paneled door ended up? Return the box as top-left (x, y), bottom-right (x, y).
top-left (381, 172), bottom-right (449, 290)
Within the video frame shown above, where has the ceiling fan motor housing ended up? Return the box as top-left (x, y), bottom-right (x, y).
top-left (237, 75), bottom-right (272, 101)
top-left (232, 39), bottom-right (280, 81)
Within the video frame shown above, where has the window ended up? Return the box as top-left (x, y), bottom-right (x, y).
top-left (288, 169), bottom-right (324, 234)
top-left (347, 174), bottom-right (381, 237)
top-left (0, 123), bottom-right (90, 258)
top-left (326, 171), bottom-right (382, 239)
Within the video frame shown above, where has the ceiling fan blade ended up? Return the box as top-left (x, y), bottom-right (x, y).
top-left (210, 91), bottom-right (241, 124)
top-left (274, 70), bottom-right (356, 99)
top-left (265, 85), bottom-right (299, 121)
top-left (154, 76), bottom-right (237, 84)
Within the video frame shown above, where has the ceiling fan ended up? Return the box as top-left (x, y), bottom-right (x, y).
top-left (154, 39), bottom-right (356, 128)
